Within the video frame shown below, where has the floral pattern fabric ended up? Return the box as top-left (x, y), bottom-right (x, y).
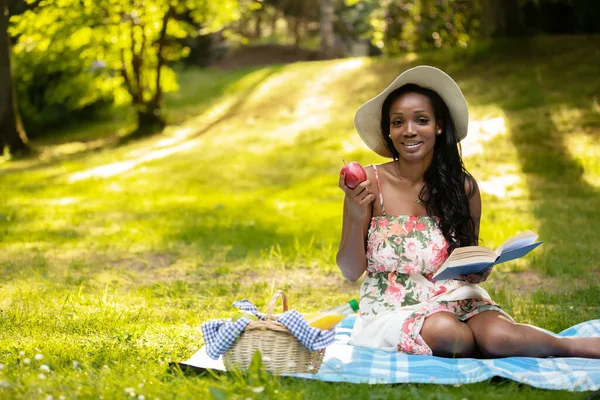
top-left (356, 215), bottom-right (505, 355)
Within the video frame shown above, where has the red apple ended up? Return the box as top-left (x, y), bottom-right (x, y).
top-left (341, 162), bottom-right (367, 189)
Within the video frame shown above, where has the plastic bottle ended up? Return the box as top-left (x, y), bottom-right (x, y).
top-left (303, 299), bottom-right (359, 330)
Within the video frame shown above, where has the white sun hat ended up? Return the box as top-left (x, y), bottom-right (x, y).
top-left (354, 65), bottom-right (469, 158)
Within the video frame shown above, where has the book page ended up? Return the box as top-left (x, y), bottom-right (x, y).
top-left (439, 246), bottom-right (496, 270)
top-left (446, 255), bottom-right (496, 267)
top-left (448, 246), bottom-right (497, 259)
top-left (495, 230), bottom-right (538, 255)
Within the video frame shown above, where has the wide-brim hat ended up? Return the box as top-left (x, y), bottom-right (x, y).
top-left (354, 65), bottom-right (469, 158)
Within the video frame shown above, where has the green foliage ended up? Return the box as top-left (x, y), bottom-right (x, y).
top-left (368, 0), bottom-right (480, 54)
top-left (11, 46), bottom-right (118, 135)
top-left (9, 0), bottom-right (242, 132)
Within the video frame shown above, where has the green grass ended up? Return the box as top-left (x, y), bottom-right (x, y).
top-left (1, 35), bottom-right (600, 399)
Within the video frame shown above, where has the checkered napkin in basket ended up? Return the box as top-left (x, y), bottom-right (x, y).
top-left (201, 300), bottom-right (336, 359)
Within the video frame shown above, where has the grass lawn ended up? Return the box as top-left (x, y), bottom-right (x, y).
top-left (1, 35), bottom-right (599, 399)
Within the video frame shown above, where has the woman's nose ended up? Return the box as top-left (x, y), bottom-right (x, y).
top-left (404, 121), bottom-right (417, 136)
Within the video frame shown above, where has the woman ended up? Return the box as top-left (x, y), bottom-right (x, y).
top-left (336, 65), bottom-right (600, 358)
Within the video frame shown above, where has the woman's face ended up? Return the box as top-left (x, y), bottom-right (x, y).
top-left (388, 92), bottom-right (441, 163)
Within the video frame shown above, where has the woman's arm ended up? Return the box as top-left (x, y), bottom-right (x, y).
top-left (461, 177), bottom-right (491, 283)
top-left (336, 166), bottom-right (376, 282)
top-left (467, 177), bottom-right (482, 242)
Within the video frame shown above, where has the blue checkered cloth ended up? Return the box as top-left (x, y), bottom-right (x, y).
top-left (201, 300), bottom-right (336, 360)
top-left (187, 316), bottom-right (600, 391)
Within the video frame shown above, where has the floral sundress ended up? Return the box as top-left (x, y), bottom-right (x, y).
top-left (349, 164), bottom-right (513, 355)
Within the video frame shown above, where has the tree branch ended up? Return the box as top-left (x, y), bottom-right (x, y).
top-left (152, 6), bottom-right (172, 106)
top-left (120, 48), bottom-right (136, 103)
top-left (138, 22), bottom-right (146, 98)
top-left (130, 20), bottom-right (143, 104)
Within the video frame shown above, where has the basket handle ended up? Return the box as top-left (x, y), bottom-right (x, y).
top-left (266, 290), bottom-right (288, 320)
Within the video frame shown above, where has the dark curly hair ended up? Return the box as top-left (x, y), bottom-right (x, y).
top-left (380, 84), bottom-right (477, 253)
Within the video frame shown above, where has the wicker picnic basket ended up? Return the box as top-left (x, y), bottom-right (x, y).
top-left (222, 290), bottom-right (325, 375)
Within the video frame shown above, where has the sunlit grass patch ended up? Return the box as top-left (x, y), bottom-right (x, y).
top-left (1, 36), bottom-right (600, 398)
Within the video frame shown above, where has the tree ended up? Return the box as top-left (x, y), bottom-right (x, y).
top-left (320, 0), bottom-right (335, 57)
top-left (481, 0), bottom-right (525, 37)
top-left (0, 0), bottom-right (28, 156)
top-left (10, 0), bottom-right (242, 136)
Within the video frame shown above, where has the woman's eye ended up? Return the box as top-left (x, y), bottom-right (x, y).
top-left (417, 118), bottom-right (429, 124)
top-left (391, 120), bottom-right (403, 126)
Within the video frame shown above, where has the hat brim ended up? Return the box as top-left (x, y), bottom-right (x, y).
top-left (354, 65), bottom-right (469, 158)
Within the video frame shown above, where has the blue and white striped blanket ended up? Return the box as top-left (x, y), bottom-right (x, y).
top-left (181, 316), bottom-right (600, 391)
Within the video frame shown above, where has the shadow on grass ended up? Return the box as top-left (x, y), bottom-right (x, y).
top-left (451, 42), bottom-right (600, 282)
top-left (0, 66), bottom-right (279, 176)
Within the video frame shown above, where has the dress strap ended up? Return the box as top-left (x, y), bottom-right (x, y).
top-left (372, 164), bottom-right (386, 216)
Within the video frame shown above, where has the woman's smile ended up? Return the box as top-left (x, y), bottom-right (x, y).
top-left (400, 140), bottom-right (423, 151)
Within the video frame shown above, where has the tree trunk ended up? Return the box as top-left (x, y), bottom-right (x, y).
top-left (481, 0), bottom-right (525, 37)
top-left (270, 9), bottom-right (278, 35)
top-left (0, 1), bottom-right (29, 156)
top-left (319, 0), bottom-right (334, 57)
top-left (255, 12), bottom-right (262, 38)
top-left (501, 0), bottom-right (526, 37)
top-left (292, 17), bottom-right (301, 48)
top-left (126, 7), bottom-right (170, 138)
top-left (135, 106), bottom-right (166, 136)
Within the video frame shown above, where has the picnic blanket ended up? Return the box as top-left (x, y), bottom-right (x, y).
top-left (180, 315), bottom-right (600, 391)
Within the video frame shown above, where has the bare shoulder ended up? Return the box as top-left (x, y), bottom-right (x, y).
top-left (464, 174), bottom-right (480, 198)
top-left (363, 163), bottom-right (376, 177)
top-left (363, 164), bottom-right (377, 189)
top-left (364, 162), bottom-right (394, 183)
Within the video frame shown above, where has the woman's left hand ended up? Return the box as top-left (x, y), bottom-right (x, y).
top-left (460, 267), bottom-right (492, 284)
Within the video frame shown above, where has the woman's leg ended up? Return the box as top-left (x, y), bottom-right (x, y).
top-left (421, 312), bottom-right (477, 357)
top-left (467, 311), bottom-right (600, 358)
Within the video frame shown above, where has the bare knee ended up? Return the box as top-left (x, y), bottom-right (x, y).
top-left (469, 317), bottom-right (526, 358)
top-left (473, 325), bottom-right (518, 357)
top-left (421, 312), bottom-right (475, 357)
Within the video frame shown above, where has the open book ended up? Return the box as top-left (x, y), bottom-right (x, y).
top-left (431, 230), bottom-right (543, 281)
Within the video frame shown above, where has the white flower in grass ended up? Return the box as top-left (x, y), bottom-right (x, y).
top-left (124, 388), bottom-right (135, 395)
top-left (102, 365), bottom-right (109, 370)
top-left (73, 361), bottom-right (80, 368)
top-left (23, 358), bottom-right (31, 365)
top-left (251, 387), bottom-right (264, 393)
top-left (59, 396), bottom-right (66, 400)
top-left (0, 381), bottom-right (9, 388)
top-left (138, 395), bottom-right (146, 400)
top-left (40, 365), bottom-right (50, 372)
top-left (46, 395), bottom-right (53, 400)
top-left (18, 351), bottom-right (25, 357)
top-left (35, 354), bottom-right (44, 361)
top-left (38, 373), bottom-right (46, 380)
top-left (0, 364), bottom-right (4, 370)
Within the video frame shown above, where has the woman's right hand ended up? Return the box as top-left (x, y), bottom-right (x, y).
top-left (339, 172), bottom-right (375, 220)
